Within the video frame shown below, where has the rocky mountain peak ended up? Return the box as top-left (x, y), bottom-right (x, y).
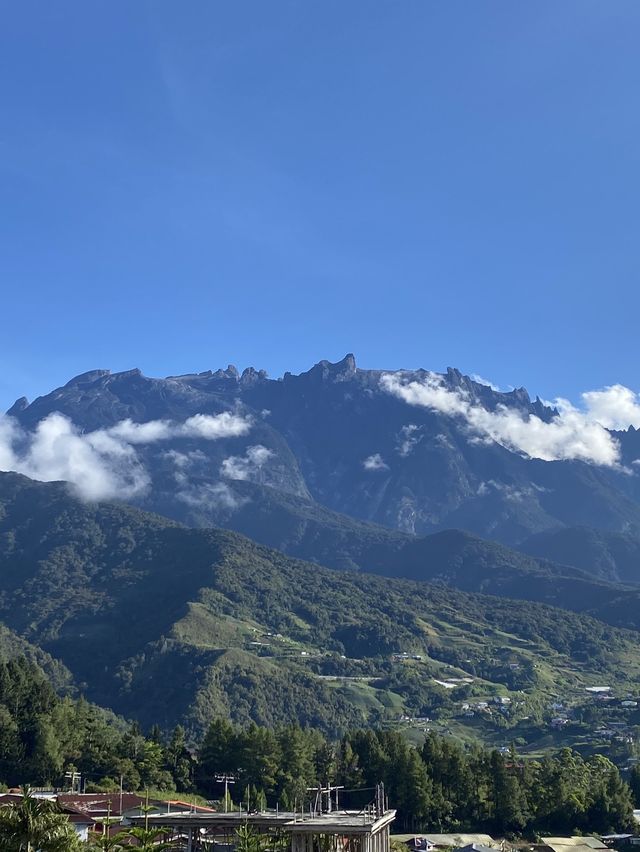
top-left (64, 369), bottom-right (112, 388)
top-left (286, 353), bottom-right (358, 384)
top-left (6, 396), bottom-right (29, 417)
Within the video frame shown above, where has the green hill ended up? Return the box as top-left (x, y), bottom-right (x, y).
top-left (190, 481), bottom-right (640, 632)
top-left (2, 471), bottom-right (640, 744)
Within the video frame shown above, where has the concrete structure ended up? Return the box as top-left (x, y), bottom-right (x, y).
top-left (128, 801), bottom-right (396, 852)
top-left (393, 835), bottom-right (496, 850)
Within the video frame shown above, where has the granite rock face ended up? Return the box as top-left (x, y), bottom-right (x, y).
top-left (7, 354), bottom-right (640, 544)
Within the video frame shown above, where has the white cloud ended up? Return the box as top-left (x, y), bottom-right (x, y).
top-left (107, 419), bottom-right (174, 443)
top-left (181, 412), bottom-right (251, 440)
top-left (0, 411), bottom-right (254, 500)
top-left (434, 433), bottom-right (453, 449)
top-left (177, 481), bottom-right (246, 511)
top-left (397, 424), bottom-right (422, 457)
top-left (581, 385), bottom-right (640, 430)
top-left (0, 413), bottom-right (149, 500)
top-left (163, 449), bottom-right (203, 468)
top-left (106, 412), bottom-right (251, 443)
top-left (363, 453), bottom-right (389, 471)
top-left (381, 372), bottom-right (625, 467)
top-left (220, 445), bottom-right (273, 481)
top-left (471, 374), bottom-right (501, 391)
top-left (476, 479), bottom-right (547, 502)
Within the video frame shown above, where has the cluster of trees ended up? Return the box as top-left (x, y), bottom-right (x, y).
top-left (0, 658), bottom-right (192, 792)
top-left (197, 721), bottom-right (637, 836)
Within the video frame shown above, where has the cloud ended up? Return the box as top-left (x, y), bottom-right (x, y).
top-left (581, 385), bottom-right (640, 430)
top-left (363, 453), bottom-right (389, 471)
top-left (476, 479), bottom-right (548, 502)
top-left (381, 372), bottom-right (626, 467)
top-left (0, 411), bottom-right (254, 500)
top-left (471, 374), bottom-right (501, 391)
top-left (177, 481), bottom-right (246, 511)
top-left (397, 424), bottom-right (422, 457)
top-left (434, 433), bottom-right (454, 449)
top-left (220, 445), bottom-right (273, 481)
top-left (163, 449), bottom-right (208, 469)
top-left (0, 413), bottom-right (149, 500)
top-left (106, 412), bottom-right (251, 443)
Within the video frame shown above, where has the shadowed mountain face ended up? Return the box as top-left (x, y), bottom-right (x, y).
top-left (519, 526), bottom-right (640, 585)
top-left (7, 355), bottom-right (640, 549)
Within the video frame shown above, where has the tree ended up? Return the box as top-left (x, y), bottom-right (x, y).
top-left (87, 805), bottom-right (124, 851)
top-left (629, 763), bottom-right (640, 807)
top-left (165, 725), bottom-right (193, 791)
top-left (121, 796), bottom-right (173, 852)
top-left (123, 825), bottom-right (174, 851)
top-left (198, 718), bottom-right (238, 793)
top-left (0, 786), bottom-right (81, 852)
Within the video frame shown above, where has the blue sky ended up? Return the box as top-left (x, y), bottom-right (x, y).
top-left (2, 1), bottom-right (640, 410)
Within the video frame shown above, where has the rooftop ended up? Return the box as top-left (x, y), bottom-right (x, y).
top-left (129, 809), bottom-right (396, 835)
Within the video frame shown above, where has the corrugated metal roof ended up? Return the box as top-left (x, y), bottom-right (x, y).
top-left (392, 835), bottom-right (496, 848)
top-left (539, 839), bottom-right (608, 852)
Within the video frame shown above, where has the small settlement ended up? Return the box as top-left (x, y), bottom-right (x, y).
top-left (0, 784), bottom-right (396, 851)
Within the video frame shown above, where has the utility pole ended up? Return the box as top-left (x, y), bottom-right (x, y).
top-left (306, 783), bottom-right (345, 814)
top-left (215, 774), bottom-right (236, 812)
top-left (64, 770), bottom-right (81, 794)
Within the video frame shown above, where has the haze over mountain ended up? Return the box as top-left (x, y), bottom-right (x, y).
top-left (4, 355), bottom-right (640, 557)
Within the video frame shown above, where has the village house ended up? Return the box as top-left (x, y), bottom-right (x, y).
top-left (534, 836), bottom-right (609, 852)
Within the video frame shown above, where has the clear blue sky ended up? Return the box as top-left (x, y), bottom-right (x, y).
top-left (2, 1), bottom-right (640, 410)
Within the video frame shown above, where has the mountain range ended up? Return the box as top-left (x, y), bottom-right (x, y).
top-left (7, 354), bottom-right (640, 553)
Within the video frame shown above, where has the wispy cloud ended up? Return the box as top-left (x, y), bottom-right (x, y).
top-left (381, 372), bottom-right (639, 468)
top-left (0, 411), bottom-right (253, 500)
top-left (363, 453), bottom-right (389, 471)
top-left (107, 412), bottom-right (251, 443)
top-left (470, 374), bottom-right (501, 391)
top-left (177, 481), bottom-right (246, 511)
top-left (397, 424), bottom-right (422, 457)
top-left (220, 444), bottom-right (273, 481)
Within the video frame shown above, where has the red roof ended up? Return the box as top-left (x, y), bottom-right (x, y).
top-left (56, 793), bottom-right (146, 816)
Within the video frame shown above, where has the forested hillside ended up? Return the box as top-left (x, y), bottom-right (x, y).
top-left (1, 472), bottom-right (640, 745)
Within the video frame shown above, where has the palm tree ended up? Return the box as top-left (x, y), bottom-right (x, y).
top-left (0, 785), bottom-right (81, 852)
top-left (120, 793), bottom-right (173, 851)
top-left (88, 833), bottom-right (125, 852)
top-left (124, 824), bottom-right (174, 850)
top-left (87, 804), bottom-right (125, 851)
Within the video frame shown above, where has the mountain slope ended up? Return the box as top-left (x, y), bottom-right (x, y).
top-left (2, 472), bottom-right (640, 740)
top-left (520, 526), bottom-right (640, 585)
